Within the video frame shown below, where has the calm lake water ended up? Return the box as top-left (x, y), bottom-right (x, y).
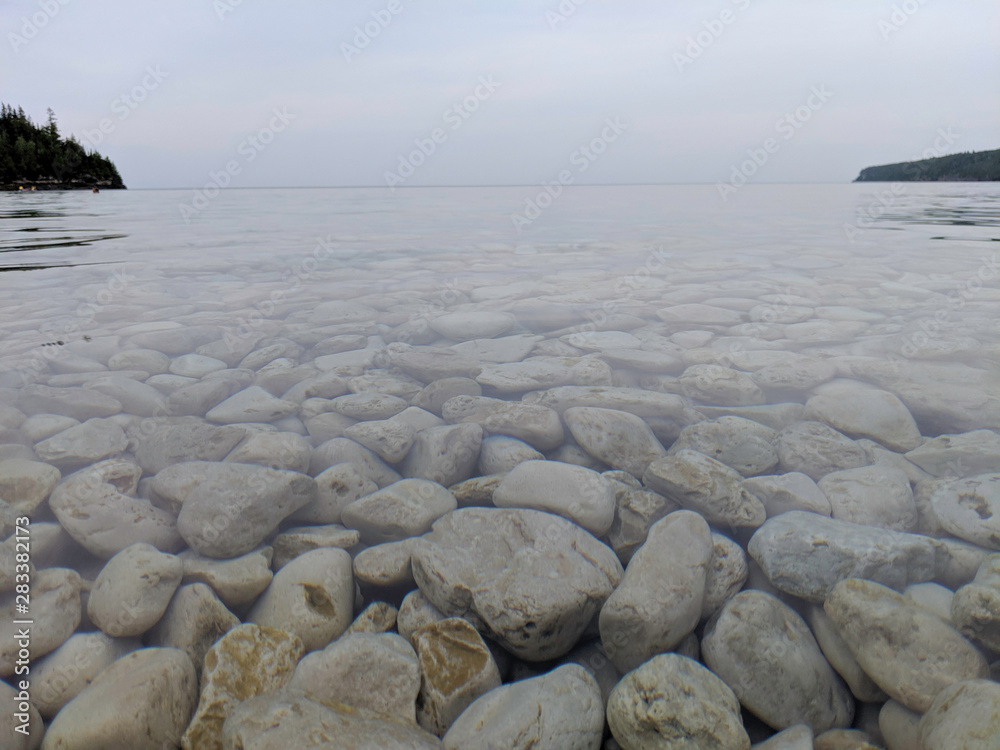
top-left (3, 185), bottom-right (1000, 747)
top-left (1, 183), bottom-right (998, 394)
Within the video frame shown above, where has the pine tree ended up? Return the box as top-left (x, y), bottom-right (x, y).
top-left (0, 103), bottom-right (125, 188)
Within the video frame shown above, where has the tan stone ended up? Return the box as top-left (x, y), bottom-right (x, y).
top-left (0, 458), bottom-right (60, 514)
top-left (607, 653), bottom-right (750, 750)
top-left (181, 624), bottom-right (304, 750)
top-left (346, 601), bottom-right (398, 635)
top-left (919, 679), bottom-right (1000, 750)
top-left (413, 618), bottom-right (501, 736)
top-left (824, 578), bottom-right (989, 712)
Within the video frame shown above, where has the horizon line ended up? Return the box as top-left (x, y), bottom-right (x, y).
top-left (126, 180), bottom-right (858, 191)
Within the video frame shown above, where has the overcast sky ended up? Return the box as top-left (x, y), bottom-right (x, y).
top-left (2, 0), bottom-right (997, 189)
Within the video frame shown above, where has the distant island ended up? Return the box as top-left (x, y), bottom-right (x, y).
top-left (0, 104), bottom-right (125, 191)
top-left (855, 148), bottom-right (1000, 182)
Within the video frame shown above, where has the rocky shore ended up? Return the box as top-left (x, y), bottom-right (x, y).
top-left (1, 239), bottom-right (999, 749)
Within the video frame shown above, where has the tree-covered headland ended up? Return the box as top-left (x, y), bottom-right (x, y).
top-left (0, 104), bottom-right (125, 190)
top-left (855, 148), bottom-right (1000, 182)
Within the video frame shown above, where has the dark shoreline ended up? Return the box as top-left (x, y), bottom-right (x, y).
top-left (2, 181), bottom-right (126, 191)
top-left (854, 147), bottom-right (1000, 182)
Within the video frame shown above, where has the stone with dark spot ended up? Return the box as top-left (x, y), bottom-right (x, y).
top-left (247, 548), bottom-right (353, 652)
top-left (930, 474), bottom-right (1000, 549)
top-left (412, 508), bottom-right (623, 661)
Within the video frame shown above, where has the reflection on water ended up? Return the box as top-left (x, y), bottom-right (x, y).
top-left (0, 192), bottom-right (126, 266)
top-left (1, 184), bottom-right (998, 273)
top-left (862, 189), bottom-right (1000, 239)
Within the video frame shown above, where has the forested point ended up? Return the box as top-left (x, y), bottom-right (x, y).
top-left (855, 148), bottom-right (1000, 182)
top-left (0, 104), bottom-right (125, 190)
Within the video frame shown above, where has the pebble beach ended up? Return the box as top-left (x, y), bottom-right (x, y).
top-left (1, 185), bottom-right (999, 749)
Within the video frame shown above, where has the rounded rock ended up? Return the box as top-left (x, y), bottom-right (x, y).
top-left (0, 679), bottom-right (43, 749)
top-left (600, 510), bottom-right (712, 673)
top-left (1, 569), bottom-right (82, 677)
top-left (818, 465), bottom-right (917, 532)
top-left (930, 473), bottom-right (1000, 549)
top-left (477, 435), bottom-right (544, 475)
top-left (918, 678), bottom-right (1000, 750)
top-left (181, 624), bottom-right (304, 750)
top-left (412, 508), bottom-right (623, 661)
top-left (775, 421), bottom-right (870, 481)
top-left (0, 458), bottom-right (61, 515)
top-left (643, 449), bottom-right (767, 528)
top-left (87, 543), bottom-right (184, 637)
top-left (443, 663), bottom-right (604, 750)
top-left (823, 578), bottom-right (989, 713)
top-left (341, 478), bottom-right (457, 544)
top-left (805, 385), bottom-right (922, 453)
top-left (400, 423), bottom-right (483, 487)
top-left (41, 647), bottom-right (197, 750)
top-left (288, 632), bottom-right (420, 723)
top-left (292, 462), bottom-right (378, 524)
top-left (413, 617), bottom-right (502, 736)
top-left (493, 459), bottom-right (617, 536)
top-left (607, 653), bottom-right (750, 750)
top-left (179, 547), bottom-right (274, 609)
top-left (148, 583), bottom-right (240, 676)
top-left (220, 691), bottom-right (444, 749)
top-left (703, 590), bottom-right (854, 734)
top-left (563, 406), bottom-right (667, 477)
top-left (430, 311), bottom-right (516, 341)
top-left (34, 418), bottom-right (128, 471)
top-left (31, 632), bottom-right (140, 719)
top-left (741, 472), bottom-right (831, 518)
top-left (248, 548), bottom-right (354, 652)
top-left (176, 463), bottom-right (317, 558)
top-left (668, 416), bottom-right (779, 478)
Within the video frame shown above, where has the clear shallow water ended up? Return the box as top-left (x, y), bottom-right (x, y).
top-left (1, 182), bottom-right (999, 400)
top-left (2, 183), bottom-right (998, 268)
top-left (3, 185), bottom-right (1000, 745)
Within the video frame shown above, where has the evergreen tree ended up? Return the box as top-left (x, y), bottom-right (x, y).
top-left (0, 103), bottom-right (125, 188)
top-left (856, 149), bottom-right (1000, 182)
